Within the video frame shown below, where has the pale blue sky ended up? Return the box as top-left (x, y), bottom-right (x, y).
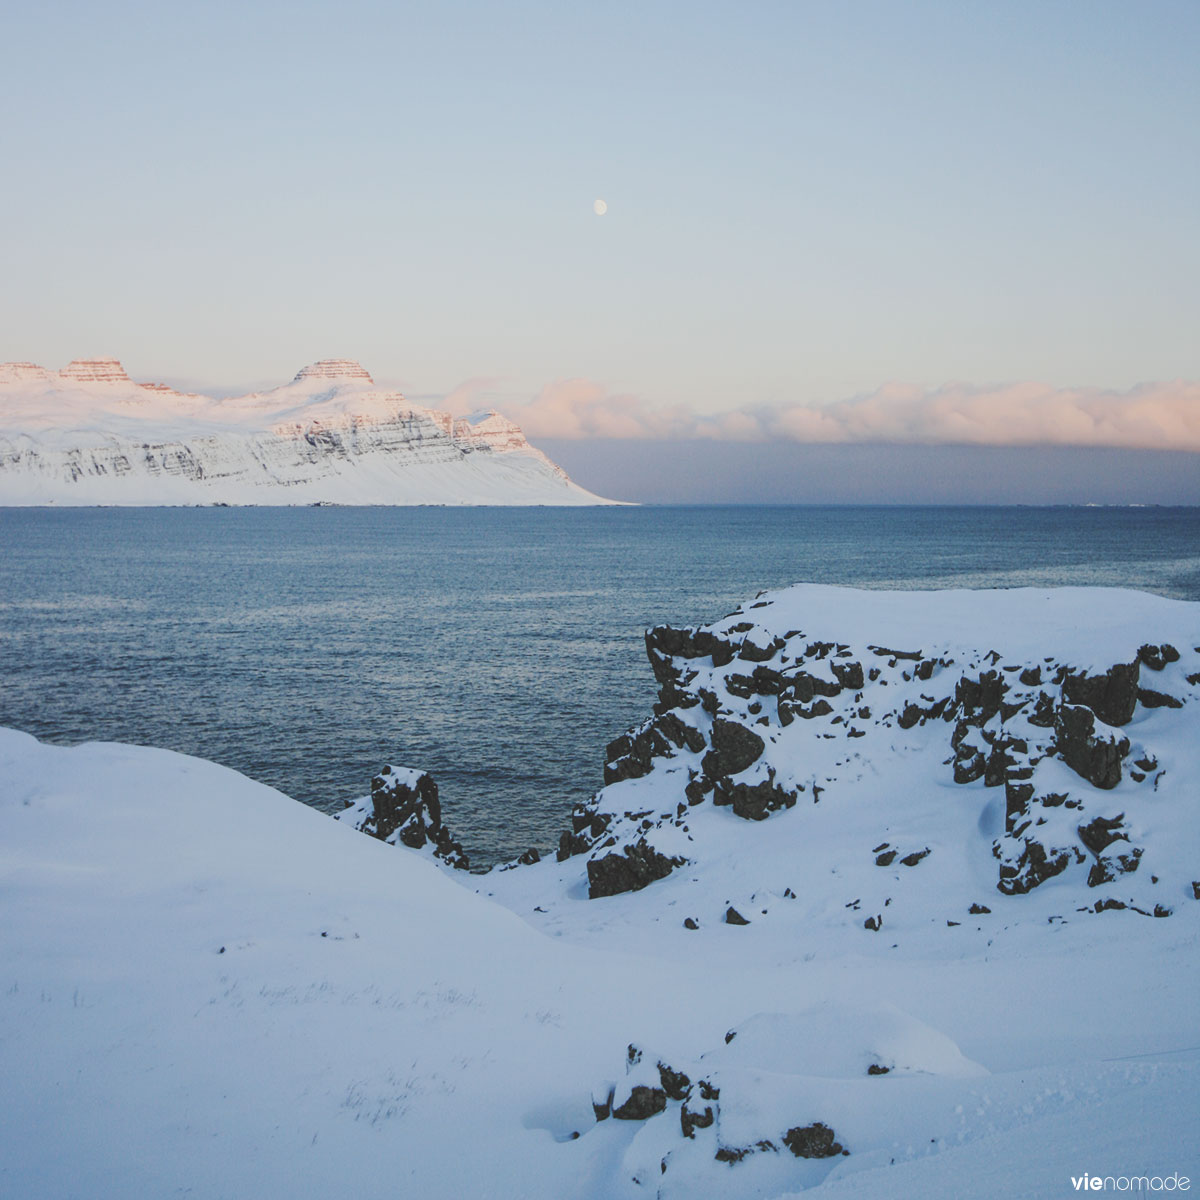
top-left (2, 2), bottom-right (1198, 450)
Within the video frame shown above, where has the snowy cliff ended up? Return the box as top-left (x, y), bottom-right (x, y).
top-left (510, 585), bottom-right (1199, 937)
top-left (0, 357), bottom-right (614, 505)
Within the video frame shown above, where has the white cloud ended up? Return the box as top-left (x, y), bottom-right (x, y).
top-left (505, 379), bottom-right (1200, 451)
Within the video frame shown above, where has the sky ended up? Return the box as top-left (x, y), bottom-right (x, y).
top-left (2, 0), bottom-right (1197, 501)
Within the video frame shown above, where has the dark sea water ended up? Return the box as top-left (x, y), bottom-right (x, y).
top-left (2, 506), bottom-right (1198, 864)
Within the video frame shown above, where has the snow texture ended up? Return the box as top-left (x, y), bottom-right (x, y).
top-left (0, 357), bottom-right (616, 505)
top-left (2, 584), bottom-right (1199, 1199)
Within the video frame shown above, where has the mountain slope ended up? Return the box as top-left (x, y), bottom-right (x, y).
top-left (0, 357), bottom-right (615, 505)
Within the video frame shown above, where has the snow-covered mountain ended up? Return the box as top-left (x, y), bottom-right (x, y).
top-left (2, 585), bottom-right (1198, 1199)
top-left (0, 357), bottom-right (614, 505)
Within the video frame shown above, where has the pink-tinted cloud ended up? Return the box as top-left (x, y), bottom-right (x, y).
top-left (507, 379), bottom-right (1200, 451)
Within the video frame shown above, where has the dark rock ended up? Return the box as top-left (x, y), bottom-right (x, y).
top-left (955, 671), bottom-right (1006, 726)
top-left (1193, 882), bottom-right (1200, 900)
top-left (1077, 814), bottom-right (1129, 856)
top-left (593, 1087), bottom-right (614, 1121)
top-left (867, 1064), bottom-right (890, 1076)
top-left (715, 1146), bottom-right (750, 1164)
top-left (681, 1100), bottom-right (715, 1139)
top-left (785, 672), bottom-right (843, 704)
top-left (1005, 782), bottom-right (1035, 829)
top-left (1028, 691), bottom-right (1058, 728)
top-left (953, 751), bottom-right (986, 785)
top-left (702, 719), bottom-right (765, 778)
top-left (738, 635), bottom-right (785, 663)
top-left (587, 840), bottom-right (687, 898)
top-left (783, 1122), bottom-right (846, 1159)
top-left (517, 847), bottom-right (540, 866)
top-left (968, 903), bottom-right (991, 914)
top-left (1138, 643), bottom-right (1180, 671)
top-left (657, 1062), bottom-right (691, 1101)
top-left (604, 718), bottom-right (684, 785)
top-left (613, 1085), bottom-right (667, 1121)
top-left (779, 698), bottom-right (834, 726)
top-left (683, 917), bottom-right (699, 930)
top-left (1093, 898), bottom-right (1127, 913)
top-left (557, 829), bottom-right (592, 862)
top-left (900, 848), bottom-right (930, 867)
top-left (997, 838), bottom-right (1072, 895)
top-left (1138, 688), bottom-right (1183, 709)
top-left (831, 660), bottom-right (865, 690)
top-left (875, 850), bottom-right (897, 866)
top-left (725, 906), bottom-right (751, 925)
top-left (654, 711), bottom-right (707, 753)
top-left (1062, 661), bottom-right (1140, 727)
top-left (1056, 704), bottom-right (1129, 789)
top-left (684, 775), bottom-right (712, 806)
top-left (365, 766), bottom-right (470, 869)
top-left (713, 774), bottom-right (797, 821)
top-left (897, 702), bottom-right (926, 730)
top-left (863, 915), bottom-right (882, 931)
top-left (1020, 666), bottom-right (1042, 686)
top-left (870, 645), bottom-right (923, 661)
top-left (644, 625), bottom-right (715, 663)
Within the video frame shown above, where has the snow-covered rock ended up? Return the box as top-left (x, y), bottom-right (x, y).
top-left (531, 584), bottom-right (1199, 940)
top-left (0, 357), bottom-right (615, 505)
top-left (336, 764), bottom-right (470, 869)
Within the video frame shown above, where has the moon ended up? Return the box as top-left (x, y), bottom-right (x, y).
top-left (593, 198), bottom-right (607, 216)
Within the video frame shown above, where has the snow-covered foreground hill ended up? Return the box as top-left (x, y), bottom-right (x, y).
top-left (3, 585), bottom-right (1199, 1199)
top-left (0, 357), bottom-right (613, 505)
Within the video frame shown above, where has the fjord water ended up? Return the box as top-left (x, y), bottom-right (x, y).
top-left (2, 505), bottom-right (1197, 865)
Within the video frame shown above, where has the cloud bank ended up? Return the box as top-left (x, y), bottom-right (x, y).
top-left (507, 379), bottom-right (1200, 452)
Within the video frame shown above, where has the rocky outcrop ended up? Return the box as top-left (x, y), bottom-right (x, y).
top-left (552, 585), bottom-right (1198, 916)
top-left (578, 1037), bottom-right (850, 1187)
top-left (335, 765), bottom-right (469, 869)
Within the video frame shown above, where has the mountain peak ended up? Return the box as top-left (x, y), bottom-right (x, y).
top-left (59, 358), bottom-right (132, 384)
top-left (293, 359), bottom-right (374, 384)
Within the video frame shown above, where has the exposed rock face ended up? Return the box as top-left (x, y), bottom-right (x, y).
top-left (293, 359), bottom-right (374, 383)
top-left (335, 765), bottom-right (469, 869)
top-left (554, 585), bottom-right (1197, 914)
top-left (58, 357), bottom-right (133, 384)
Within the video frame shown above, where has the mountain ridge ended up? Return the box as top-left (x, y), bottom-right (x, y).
top-left (0, 357), bottom-right (616, 506)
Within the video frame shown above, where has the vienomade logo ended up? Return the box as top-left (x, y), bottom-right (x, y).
top-left (1071, 1175), bottom-right (1191, 1192)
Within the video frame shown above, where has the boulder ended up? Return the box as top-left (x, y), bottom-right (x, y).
top-left (782, 1122), bottom-right (846, 1159)
top-left (612, 1085), bottom-right (667, 1121)
top-left (586, 840), bottom-right (687, 898)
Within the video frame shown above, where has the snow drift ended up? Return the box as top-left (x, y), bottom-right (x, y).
top-left (0, 357), bottom-right (615, 505)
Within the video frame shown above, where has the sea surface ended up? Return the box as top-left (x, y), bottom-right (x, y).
top-left (2, 505), bottom-right (1197, 865)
